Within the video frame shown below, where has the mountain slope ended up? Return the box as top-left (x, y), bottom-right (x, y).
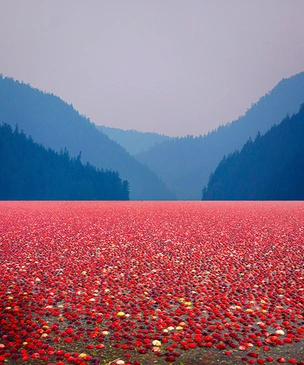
top-left (202, 105), bottom-right (304, 200)
top-left (136, 72), bottom-right (304, 199)
top-left (0, 123), bottom-right (129, 200)
top-left (97, 125), bottom-right (173, 155)
top-left (0, 75), bottom-right (174, 200)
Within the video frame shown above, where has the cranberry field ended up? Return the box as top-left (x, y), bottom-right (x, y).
top-left (0, 201), bottom-right (303, 365)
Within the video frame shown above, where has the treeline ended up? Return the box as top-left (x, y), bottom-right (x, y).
top-left (0, 123), bottom-right (129, 200)
top-left (0, 75), bottom-right (174, 200)
top-left (202, 105), bottom-right (304, 200)
top-left (136, 72), bottom-right (304, 199)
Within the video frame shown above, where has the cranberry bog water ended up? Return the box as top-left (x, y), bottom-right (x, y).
top-left (0, 201), bottom-right (303, 365)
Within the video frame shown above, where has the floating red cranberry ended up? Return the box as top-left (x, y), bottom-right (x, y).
top-left (0, 201), bottom-right (303, 364)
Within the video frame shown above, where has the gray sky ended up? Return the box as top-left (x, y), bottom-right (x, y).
top-left (1, 1), bottom-right (304, 137)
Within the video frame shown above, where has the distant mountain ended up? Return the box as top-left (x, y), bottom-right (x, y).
top-left (202, 105), bottom-right (304, 200)
top-left (0, 75), bottom-right (174, 200)
top-left (0, 123), bottom-right (129, 200)
top-left (97, 125), bottom-right (173, 155)
top-left (136, 72), bottom-right (304, 199)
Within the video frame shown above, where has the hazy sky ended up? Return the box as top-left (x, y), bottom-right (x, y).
top-left (1, 1), bottom-right (304, 136)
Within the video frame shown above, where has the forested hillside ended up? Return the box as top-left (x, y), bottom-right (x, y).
top-left (0, 75), bottom-right (174, 200)
top-left (97, 125), bottom-right (172, 155)
top-left (202, 105), bottom-right (304, 200)
top-left (0, 123), bottom-right (129, 200)
top-left (136, 72), bottom-right (304, 199)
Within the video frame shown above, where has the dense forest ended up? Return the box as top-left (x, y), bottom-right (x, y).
top-left (98, 125), bottom-right (173, 155)
top-left (0, 75), bottom-right (174, 200)
top-left (0, 123), bottom-right (129, 200)
top-left (202, 105), bottom-right (304, 200)
top-left (136, 72), bottom-right (304, 199)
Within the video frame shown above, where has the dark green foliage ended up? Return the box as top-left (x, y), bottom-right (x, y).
top-left (0, 123), bottom-right (129, 200)
top-left (97, 125), bottom-right (173, 156)
top-left (136, 72), bottom-right (304, 199)
top-left (202, 105), bottom-right (304, 200)
top-left (0, 75), bottom-right (174, 200)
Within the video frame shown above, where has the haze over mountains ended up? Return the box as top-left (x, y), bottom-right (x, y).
top-left (0, 75), bottom-right (173, 200)
top-left (97, 125), bottom-right (173, 156)
top-left (202, 105), bottom-right (304, 200)
top-left (136, 72), bottom-right (304, 199)
top-left (0, 123), bottom-right (129, 200)
top-left (1, 71), bottom-right (304, 201)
